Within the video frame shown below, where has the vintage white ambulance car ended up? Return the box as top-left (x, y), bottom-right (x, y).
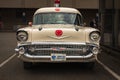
top-left (15, 0), bottom-right (100, 69)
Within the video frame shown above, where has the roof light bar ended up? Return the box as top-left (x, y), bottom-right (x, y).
top-left (54, 0), bottom-right (60, 7)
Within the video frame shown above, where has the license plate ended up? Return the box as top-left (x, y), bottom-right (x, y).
top-left (51, 54), bottom-right (66, 61)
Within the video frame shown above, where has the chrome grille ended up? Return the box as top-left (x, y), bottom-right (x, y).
top-left (24, 44), bottom-right (91, 56)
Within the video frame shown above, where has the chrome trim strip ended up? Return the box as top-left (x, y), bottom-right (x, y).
top-left (24, 53), bottom-right (93, 58)
top-left (17, 42), bottom-right (98, 47)
top-left (31, 42), bottom-right (86, 45)
top-left (34, 48), bottom-right (83, 51)
top-left (48, 35), bottom-right (71, 40)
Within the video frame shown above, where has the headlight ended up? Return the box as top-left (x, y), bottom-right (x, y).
top-left (89, 31), bottom-right (100, 42)
top-left (17, 31), bottom-right (28, 41)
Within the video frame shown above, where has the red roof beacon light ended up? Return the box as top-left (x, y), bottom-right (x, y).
top-left (54, 0), bottom-right (60, 7)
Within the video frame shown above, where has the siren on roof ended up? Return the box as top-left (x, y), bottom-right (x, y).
top-left (54, 0), bottom-right (60, 7)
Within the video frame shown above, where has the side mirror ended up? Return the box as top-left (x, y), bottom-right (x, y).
top-left (28, 22), bottom-right (32, 26)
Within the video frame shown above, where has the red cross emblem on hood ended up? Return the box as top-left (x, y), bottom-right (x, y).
top-left (55, 30), bottom-right (63, 37)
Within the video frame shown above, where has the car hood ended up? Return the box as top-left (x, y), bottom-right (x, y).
top-left (30, 24), bottom-right (87, 43)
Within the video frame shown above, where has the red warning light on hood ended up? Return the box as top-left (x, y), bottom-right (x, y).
top-left (55, 30), bottom-right (63, 37)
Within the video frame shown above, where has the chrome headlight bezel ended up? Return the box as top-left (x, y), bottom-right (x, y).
top-left (89, 31), bottom-right (100, 42)
top-left (91, 47), bottom-right (99, 55)
top-left (18, 47), bottom-right (25, 54)
top-left (16, 31), bottom-right (28, 41)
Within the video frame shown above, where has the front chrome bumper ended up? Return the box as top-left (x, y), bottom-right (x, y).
top-left (15, 42), bottom-right (99, 62)
top-left (16, 53), bottom-right (96, 62)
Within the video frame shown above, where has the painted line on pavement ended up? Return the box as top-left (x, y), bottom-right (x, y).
top-left (0, 54), bottom-right (16, 68)
top-left (97, 59), bottom-right (120, 80)
top-left (0, 53), bottom-right (120, 80)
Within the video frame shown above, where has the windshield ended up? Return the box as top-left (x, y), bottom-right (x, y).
top-left (33, 13), bottom-right (83, 25)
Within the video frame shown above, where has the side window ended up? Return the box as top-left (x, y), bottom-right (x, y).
top-left (74, 14), bottom-right (82, 26)
top-left (33, 14), bottom-right (42, 24)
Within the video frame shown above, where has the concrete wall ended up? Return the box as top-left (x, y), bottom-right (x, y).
top-left (105, 0), bottom-right (120, 9)
top-left (0, 0), bottom-right (99, 9)
top-left (76, 0), bottom-right (99, 9)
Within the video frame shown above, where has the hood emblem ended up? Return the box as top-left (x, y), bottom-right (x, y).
top-left (48, 35), bottom-right (71, 40)
top-left (51, 47), bottom-right (66, 51)
top-left (48, 30), bottom-right (71, 40)
top-left (55, 30), bottom-right (63, 37)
